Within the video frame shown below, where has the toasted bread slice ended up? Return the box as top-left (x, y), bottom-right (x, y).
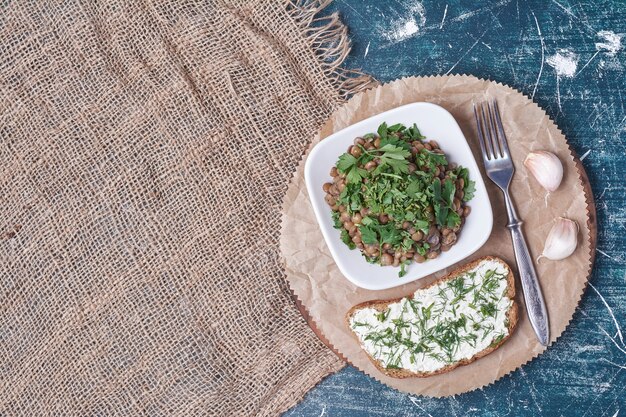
top-left (347, 256), bottom-right (518, 378)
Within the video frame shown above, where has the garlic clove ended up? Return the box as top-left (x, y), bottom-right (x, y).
top-left (540, 217), bottom-right (578, 261)
top-left (524, 151), bottom-right (564, 192)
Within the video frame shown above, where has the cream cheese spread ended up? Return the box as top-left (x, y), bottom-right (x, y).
top-left (349, 259), bottom-right (513, 373)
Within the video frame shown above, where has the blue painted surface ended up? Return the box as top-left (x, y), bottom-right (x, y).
top-left (284, 1), bottom-right (626, 416)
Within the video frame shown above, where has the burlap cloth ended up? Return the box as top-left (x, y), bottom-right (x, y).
top-left (0, 1), bottom-right (376, 415)
top-left (281, 76), bottom-right (595, 396)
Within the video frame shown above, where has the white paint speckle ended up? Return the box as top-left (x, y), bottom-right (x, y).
top-left (580, 149), bottom-right (591, 161)
top-left (546, 49), bottom-right (579, 78)
top-left (440, 4), bottom-right (448, 29)
top-left (599, 58), bottom-right (623, 71)
top-left (576, 51), bottom-right (600, 77)
top-left (576, 344), bottom-right (604, 353)
top-left (409, 396), bottom-right (434, 417)
top-left (364, 41), bottom-right (370, 58)
top-left (589, 282), bottom-right (624, 347)
top-left (445, 26), bottom-right (490, 75)
top-left (382, 2), bottom-right (426, 42)
top-left (531, 11), bottom-right (545, 99)
top-left (397, 20), bottom-right (419, 39)
top-left (595, 30), bottom-right (623, 56)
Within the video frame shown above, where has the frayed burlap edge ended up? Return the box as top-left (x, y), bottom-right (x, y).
top-left (272, 1), bottom-right (378, 415)
top-left (288, 0), bottom-right (378, 100)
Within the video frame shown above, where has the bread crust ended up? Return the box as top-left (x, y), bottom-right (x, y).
top-left (346, 256), bottom-right (518, 378)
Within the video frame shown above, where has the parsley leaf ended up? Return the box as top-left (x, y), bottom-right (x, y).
top-left (446, 211), bottom-right (461, 228)
top-left (379, 225), bottom-right (402, 246)
top-left (377, 144), bottom-right (410, 174)
top-left (406, 178), bottom-right (427, 201)
top-left (442, 179), bottom-right (456, 207)
top-left (336, 153), bottom-right (357, 172)
top-left (378, 144), bottom-right (411, 159)
top-left (431, 179), bottom-right (460, 228)
top-left (359, 225), bottom-right (378, 244)
top-left (380, 136), bottom-right (412, 151)
top-left (387, 123), bottom-right (405, 132)
top-left (346, 167), bottom-right (368, 183)
top-left (336, 153), bottom-right (368, 184)
top-left (432, 180), bottom-right (449, 227)
top-left (455, 167), bottom-right (476, 202)
top-left (435, 206), bottom-right (449, 228)
top-left (399, 260), bottom-right (410, 277)
top-left (340, 229), bottom-right (356, 249)
top-left (360, 216), bottom-right (375, 226)
top-left (401, 237), bottom-right (414, 251)
top-left (413, 219), bottom-right (430, 233)
top-left (406, 123), bottom-right (425, 140)
top-left (331, 211), bottom-right (342, 229)
top-left (377, 122), bottom-right (388, 140)
top-left (463, 180), bottom-right (476, 202)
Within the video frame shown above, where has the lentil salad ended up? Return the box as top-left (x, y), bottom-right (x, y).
top-left (323, 122), bottom-right (476, 277)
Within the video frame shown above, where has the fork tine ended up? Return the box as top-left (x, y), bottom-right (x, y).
top-left (479, 103), bottom-right (496, 160)
top-left (486, 102), bottom-right (503, 158)
top-left (492, 100), bottom-right (511, 157)
top-left (473, 103), bottom-right (489, 162)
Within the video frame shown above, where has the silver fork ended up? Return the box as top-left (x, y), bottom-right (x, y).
top-left (473, 100), bottom-right (550, 346)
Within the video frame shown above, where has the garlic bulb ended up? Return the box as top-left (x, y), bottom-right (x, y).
top-left (540, 217), bottom-right (578, 261)
top-left (524, 151), bottom-right (563, 192)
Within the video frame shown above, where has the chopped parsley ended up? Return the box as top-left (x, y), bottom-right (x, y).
top-left (325, 122), bottom-right (476, 276)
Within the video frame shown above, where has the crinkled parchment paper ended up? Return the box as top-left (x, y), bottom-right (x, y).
top-left (280, 75), bottom-right (595, 396)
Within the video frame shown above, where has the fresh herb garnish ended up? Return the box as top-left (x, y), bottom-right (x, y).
top-left (454, 166), bottom-right (476, 202)
top-left (331, 211), bottom-right (342, 229)
top-left (491, 333), bottom-right (506, 346)
top-left (431, 178), bottom-right (461, 228)
top-left (336, 153), bottom-right (369, 183)
top-left (350, 263), bottom-right (513, 372)
top-left (326, 122), bottom-right (476, 276)
top-left (399, 260), bottom-right (410, 277)
top-left (480, 302), bottom-right (498, 318)
top-left (375, 309), bottom-right (390, 322)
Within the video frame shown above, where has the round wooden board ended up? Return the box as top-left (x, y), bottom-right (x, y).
top-left (291, 153), bottom-right (597, 362)
top-left (280, 75), bottom-right (597, 396)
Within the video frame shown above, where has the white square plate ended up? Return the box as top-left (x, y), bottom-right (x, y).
top-left (304, 102), bottom-right (493, 290)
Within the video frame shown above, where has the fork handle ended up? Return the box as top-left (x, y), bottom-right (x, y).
top-left (503, 192), bottom-right (550, 346)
